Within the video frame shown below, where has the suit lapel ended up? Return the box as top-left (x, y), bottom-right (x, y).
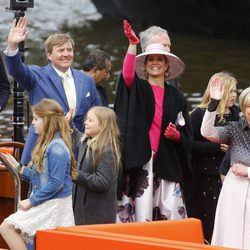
top-left (72, 69), bottom-right (83, 116)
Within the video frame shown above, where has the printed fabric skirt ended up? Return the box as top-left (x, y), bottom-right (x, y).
top-left (4, 195), bottom-right (75, 243)
top-left (116, 154), bottom-right (187, 223)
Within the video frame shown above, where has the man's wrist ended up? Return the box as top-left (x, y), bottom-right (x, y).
top-left (4, 47), bottom-right (19, 56)
top-left (7, 43), bottom-right (18, 51)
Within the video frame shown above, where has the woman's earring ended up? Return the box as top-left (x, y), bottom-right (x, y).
top-left (164, 70), bottom-right (170, 79)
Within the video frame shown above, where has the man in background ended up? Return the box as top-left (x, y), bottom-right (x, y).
top-left (82, 49), bottom-right (111, 107)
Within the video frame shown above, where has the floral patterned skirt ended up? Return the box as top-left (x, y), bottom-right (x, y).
top-left (116, 155), bottom-right (187, 223)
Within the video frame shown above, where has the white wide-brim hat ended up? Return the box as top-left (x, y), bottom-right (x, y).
top-left (135, 43), bottom-right (185, 80)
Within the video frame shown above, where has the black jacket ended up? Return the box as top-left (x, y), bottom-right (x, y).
top-left (97, 85), bottom-right (109, 107)
top-left (114, 73), bottom-right (193, 188)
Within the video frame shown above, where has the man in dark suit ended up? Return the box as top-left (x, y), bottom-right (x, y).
top-left (0, 54), bottom-right (11, 112)
top-left (4, 16), bottom-right (99, 164)
top-left (82, 49), bottom-right (111, 107)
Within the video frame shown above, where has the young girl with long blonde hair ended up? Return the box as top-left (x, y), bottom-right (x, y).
top-left (0, 99), bottom-right (76, 250)
top-left (190, 71), bottom-right (240, 243)
top-left (68, 106), bottom-right (121, 225)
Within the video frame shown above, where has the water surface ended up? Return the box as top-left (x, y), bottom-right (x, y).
top-left (0, 1), bottom-right (250, 139)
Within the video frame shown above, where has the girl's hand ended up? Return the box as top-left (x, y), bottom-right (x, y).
top-left (65, 108), bottom-right (74, 123)
top-left (231, 164), bottom-right (248, 177)
top-left (18, 199), bottom-right (32, 211)
top-left (0, 164), bottom-right (7, 171)
top-left (209, 76), bottom-right (224, 100)
top-left (2, 153), bottom-right (19, 169)
top-left (220, 144), bottom-right (228, 153)
top-left (123, 20), bottom-right (139, 45)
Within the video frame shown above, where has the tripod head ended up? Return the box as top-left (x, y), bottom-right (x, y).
top-left (7, 0), bottom-right (34, 12)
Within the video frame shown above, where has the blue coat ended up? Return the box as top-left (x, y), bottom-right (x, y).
top-left (22, 134), bottom-right (73, 206)
top-left (5, 53), bottom-right (99, 164)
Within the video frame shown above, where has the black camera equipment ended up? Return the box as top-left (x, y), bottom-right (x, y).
top-left (8, 0), bottom-right (34, 11)
top-left (0, 53), bottom-right (11, 112)
top-left (6, 0), bottom-right (34, 143)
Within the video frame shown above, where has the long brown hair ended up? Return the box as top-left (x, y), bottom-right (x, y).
top-left (85, 107), bottom-right (121, 175)
top-left (31, 99), bottom-right (76, 178)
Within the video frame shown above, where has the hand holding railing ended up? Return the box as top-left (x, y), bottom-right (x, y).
top-left (0, 152), bottom-right (21, 212)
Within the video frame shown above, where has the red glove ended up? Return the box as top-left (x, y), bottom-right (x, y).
top-left (123, 20), bottom-right (139, 45)
top-left (164, 123), bottom-right (181, 142)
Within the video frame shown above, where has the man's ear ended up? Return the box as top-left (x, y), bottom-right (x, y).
top-left (92, 66), bottom-right (98, 73)
top-left (89, 67), bottom-right (98, 77)
top-left (47, 53), bottom-right (52, 61)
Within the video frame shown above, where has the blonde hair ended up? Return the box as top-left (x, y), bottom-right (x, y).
top-left (85, 107), bottom-right (121, 175)
top-left (44, 33), bottom-right (75, 55)
top-left (31, 99), bottom-right (76, 179)
top-left (198, 71), bottom-right (237, 122)
top-left (239, 86), bottom-right (250, 113)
